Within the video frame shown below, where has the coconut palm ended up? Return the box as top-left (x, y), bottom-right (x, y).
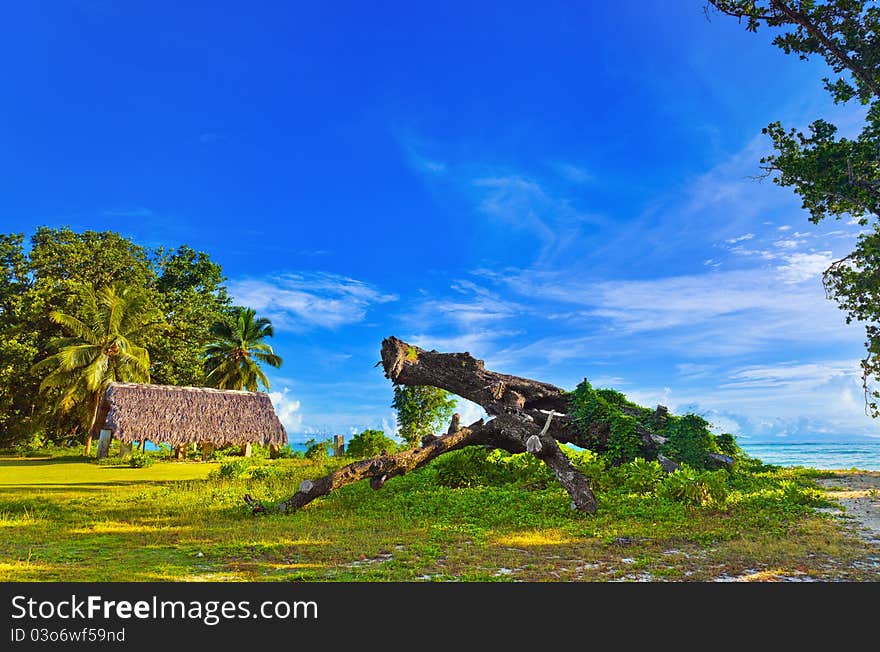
top-left (31, 283), bottom-right (154, 455)
top-left (202, 307), bottom-right (282, 392)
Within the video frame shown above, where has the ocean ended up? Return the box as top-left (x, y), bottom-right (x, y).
top-left (739, 442), bottom-right (880, 471)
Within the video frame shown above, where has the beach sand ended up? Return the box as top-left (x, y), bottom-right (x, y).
top-left (816, 470), bottom-right (880, 546)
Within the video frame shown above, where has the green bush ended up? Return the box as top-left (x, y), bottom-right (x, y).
top-left (714, 432), bottom-right (743, 457)
top-left (621, 457), bottom-right (664, 494)
top-left (304, 438), bottom-right (331, 461)
top-left (562, 446), bottom-right (607, 488)
top-left (249, 465), bottom-right (281, 480)
top-left (271, 444), bottom-right (301, 459)
top-left (660, 414), bottom-right (721, 469)
top-left (346, 429), bottom-right (399, 459)
top-left (657, 465), bottom-right (728, 507)
top-left (779, 480), bottom-right (827, 507)
top-left (434, 447), bottom-right (552, 489)
top-left (569, 380), bottom-right (743, 471)
top-left (568, 381), bottom-right (646, 466)
top-left (128, 451), bottom-right (154, 468)
top-left (213, 458), bottom-right (251, 479)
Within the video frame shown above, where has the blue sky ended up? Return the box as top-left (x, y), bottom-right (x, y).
top-left (2, 1), bottom-right (877, 443)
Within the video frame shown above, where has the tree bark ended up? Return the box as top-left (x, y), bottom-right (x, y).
top-left (272, 419), bottom-right (489, 512)
top-left (255, 337), bottom-right (611, 515)
top-left (84, 391), bottom-right (102, 457)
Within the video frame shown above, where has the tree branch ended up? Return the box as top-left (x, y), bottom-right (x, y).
top-left (770, 0), bottom-right (880, 98)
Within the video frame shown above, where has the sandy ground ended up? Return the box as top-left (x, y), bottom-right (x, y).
top-left (816, 470), bottom-right (880, 545)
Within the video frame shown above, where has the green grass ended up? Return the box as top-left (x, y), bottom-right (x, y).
top-left (0, 449), bottom-right (876, 582)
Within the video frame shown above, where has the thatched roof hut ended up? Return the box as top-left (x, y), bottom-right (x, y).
top-left (93, 382), bottom-right (287, 447)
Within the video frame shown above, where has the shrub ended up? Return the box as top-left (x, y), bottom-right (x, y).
top-left (214, 458), bottom-right (250, 479)
top-left (249, 465), bottom-right (281, 480)
top-left (128, 451), bottom-right (154, 468)
top-left (271, 444), bottom-right (301, 459)
top-left (657, 465), bottom-right (728, 507)
top-left (660, 414), bottom-right (721, 469)
top-left (346, 429), bottom-right (399, 459)
top-left (305, 438), bottom-right (331, 461)
top-left (434, 447), bottom-right (553, 489)
top-left (568, 381), bottom-right (646, 466)
top-left (779, 480), bottom-right (827, 507)
top-left (621, 457), bottom-right (664, 494)
top-left (562, 447), bottom-right (607, 488)
top-left (714, 432), bottom-right (743, 457)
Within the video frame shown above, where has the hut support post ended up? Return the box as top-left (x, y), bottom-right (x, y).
top-left (175, 445), bottom-right (185, 461)
top-left (200, 442), bottom-right (215, 461)
top-left (96, 429), bottom-right (112, 459)
top-left (119, 441), bottom-right (132, 458)
top-left (333, 435), bottom-right (345, 457)
top-left (139, 439), bottom-right (146, 452)
top-left (241, 443), bottom-right (252, 458)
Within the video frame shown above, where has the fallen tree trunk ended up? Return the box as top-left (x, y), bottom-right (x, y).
top-left (254, 336), bottom-right (727, 516)
top-left (270, 418), bottom-right (488, 512)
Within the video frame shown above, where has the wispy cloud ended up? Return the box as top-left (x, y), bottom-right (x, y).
top-left (399, 137), bottom-right (606, 263)
top-left (268, 387), bottom-right (303, 433)
top-left (403, 279), bottom-right (527, 330)
top-left (475, 265), bottom-right (856, 357)
top-left (229, 272), bottom-right (397, 330)
top-left (776, 251), bottom-right (833, 284)
top-left (103, 207), bottom-right (154, 218)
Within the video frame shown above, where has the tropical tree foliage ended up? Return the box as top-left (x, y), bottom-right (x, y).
top-left (31, 283), bottom-right (156, 455)
top-left (707, 0), bottom-right (880, 414)
top-left (150, 245), bottom-right (231, 387)
top-left (391, 385), bottom-right (457, 447)
top-left (202, 307), bottom-right (283, 392)
top-left (0, 227), bottom-right (240, 448)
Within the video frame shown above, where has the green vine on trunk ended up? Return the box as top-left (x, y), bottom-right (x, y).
top-left (568, 380), bottom-right (733, 470)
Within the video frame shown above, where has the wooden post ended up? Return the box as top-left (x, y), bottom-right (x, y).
top-left (119, 441), bottom-right (132, 458)
top-left (200, 441), bottom-right (215, 461)
top-left (241, 443), bottom-right (252, 458)
top-left (96, 429), bottom-right (112, 459)
top-left (175, 445), bottom-right (185, 461)
top-left (139, 439), bottom-right (146, 452)
top-left (269, 443), bottom-right (280, 459)
top-left (333, 434), bottom-right (345, 457)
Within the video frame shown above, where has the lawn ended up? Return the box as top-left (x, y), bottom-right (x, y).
top-left (1, 449), bottom-right (877, 582)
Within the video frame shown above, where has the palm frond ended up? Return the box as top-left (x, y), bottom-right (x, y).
top-left (253, 351), bottom-right (282, 368)
top-left (49, 311), bottom-right (99, 345)
top-left (82, 354), bottom-right (110, 392)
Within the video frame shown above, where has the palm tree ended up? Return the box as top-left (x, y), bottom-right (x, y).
top-left (202, 307), bottom-right (282, 392)
top-left (32, 283), bottom-right (154, 455)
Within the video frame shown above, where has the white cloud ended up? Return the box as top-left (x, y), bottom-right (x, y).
top-left (720, 360), bottom-right (856, 390)
top-left (778, 225), bottom-right (792, 231)
top-left (453, 398), bottom-right (488, 427)
top-left (725, 233), bottom-right (754, 244)
top-left (228, 272), bottom-right (397, 330)
top-left (268, 387), bottom-right (303, 433)
top-left (676, 363), bottom-right (715, 378)
top-left (480, 266), bottom-right (857, 357)
top-left (775, 251), bottom-right (833, 284)
top-left (403, 280), bottom-right (527, 330)
top-left (774, 239), bottom-right (803, 249)
top-left (553, 162), bottom-right (595, 184)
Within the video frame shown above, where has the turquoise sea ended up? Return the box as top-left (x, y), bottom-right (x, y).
top-left (739, 442), bottom-right (880, 471)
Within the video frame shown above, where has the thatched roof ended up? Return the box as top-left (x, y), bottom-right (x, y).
top-left (94, 382), bottom-right (287, 446)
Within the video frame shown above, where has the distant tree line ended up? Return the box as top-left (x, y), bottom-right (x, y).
top-left (0, 226), bottom-right (280, 449)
